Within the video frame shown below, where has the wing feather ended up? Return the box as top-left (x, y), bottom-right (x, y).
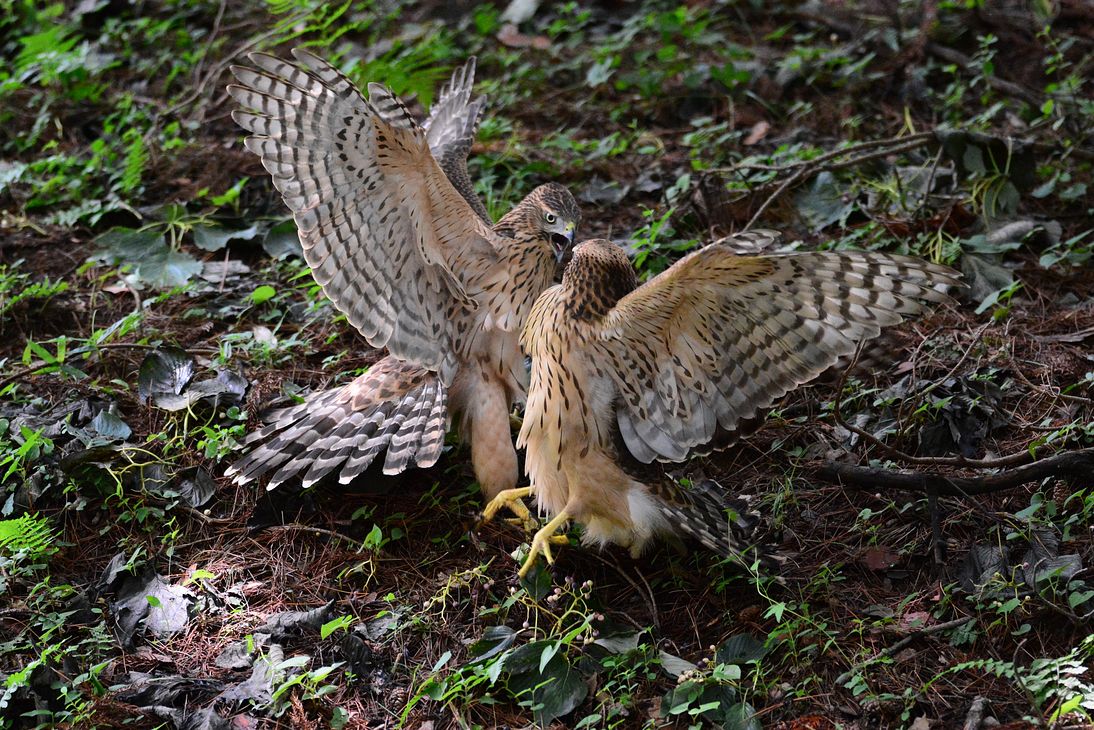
top-left (590, 235), bottom-right (961, 462)
top-left (228, 50), bottom-right (505, 383)
top-left (423, 58), bottom-right (490, 223)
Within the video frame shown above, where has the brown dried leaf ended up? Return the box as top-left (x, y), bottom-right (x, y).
top-left (497, 23), bottom-right (551, 49)
top-left (743, 120), bottom-right (771, 146)
top-left (901, 611), bottom-right (931, 631)
top-left (861, 546), bottom-right (901, 571)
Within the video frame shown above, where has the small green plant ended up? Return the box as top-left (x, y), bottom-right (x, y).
top-left (0, 514), bottom-right (57, 592)
top-left (0, 422), bottom-right (54, 495)
top-left (0, 262), bottom-right (68, 319)
top-left (974, 279), bottom-right (1023, 320)
top-left (628, 207), bottom-right (697, 276)
top-left (267, 655), bottom-right (344, 716)
top-left (195, 407), bottom-right (247, 461)
top-left (933, 638), bottom-right (1094, 724)
top-left (0, 514), bottom-right (54, 557)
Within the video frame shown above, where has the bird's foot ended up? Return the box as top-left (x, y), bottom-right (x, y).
top-left (517, 510), bottom-right (571, 579)
top-left (479, 487), bottom-right (536, 531)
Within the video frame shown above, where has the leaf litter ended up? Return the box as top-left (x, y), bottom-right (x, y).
top-left (1, 2), bottom-right (1093, 728)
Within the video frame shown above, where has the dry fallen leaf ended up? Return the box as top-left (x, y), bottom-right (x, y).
top-left (744, 120), bottom-right (771, 145)
top-left (901, 611), bottom-right (931, 631)
top-left (497, 23), bottom-right (551, 50)
top-left (861, 546), bottom-right (901, 571)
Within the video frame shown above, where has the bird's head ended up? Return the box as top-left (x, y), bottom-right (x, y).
top-left (527, 183), bottom-right (581, 263)
top-left (562, 239), bottom-right (637, 318)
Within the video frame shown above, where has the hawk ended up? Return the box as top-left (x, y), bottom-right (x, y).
top-left (483, 233), bottom-right (961, 577)
top-left (224, 51), bottom-right (580, 499)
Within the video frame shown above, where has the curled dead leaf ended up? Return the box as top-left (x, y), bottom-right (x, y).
top-left (497, 23), bottom-right (551, 50)
top-left (743, 120), bottom-right (770, 146)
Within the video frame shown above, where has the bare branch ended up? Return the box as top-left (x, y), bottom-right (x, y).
top-left (815, 447), bottom-right (1094, 497)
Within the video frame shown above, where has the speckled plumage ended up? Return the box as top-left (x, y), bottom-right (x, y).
top-left (516, 234), bottom-right (961, 566)
top-left (226, 52), bottom-right (580, 494)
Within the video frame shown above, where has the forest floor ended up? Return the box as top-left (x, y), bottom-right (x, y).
top-left (1, 1), bottom-right (1092, 728)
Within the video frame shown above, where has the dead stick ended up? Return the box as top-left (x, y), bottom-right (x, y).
top-left (0, 343), bottom-right (220, 393)
top-left (815, 447), bottom-right (1094, 498)
top-left (816, 138), bottom-right (933, 173)
top-left (791, 9), bottom-right (1042, 107)
top-left (261, 523), bottom-right (363, 547)
top-left (925, 42), bottom-right (1041, 107)
top-left (0, 342), bottom-right (159, 392)
top-left (828, 324), bottom-right (1050, 470)
top-left (834, 615), bottom-right (974, 685)
top-left (723, 131), bottom-right (935, 173)
top-left (744, 167), bottom-right (809, 230)
top-left (742, 137), bottom-right (933, 229)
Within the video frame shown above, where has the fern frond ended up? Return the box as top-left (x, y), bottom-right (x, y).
top-left (0, 514), bottom-right (56, 558)
top-left (120, 129), bottom-right (146, 195)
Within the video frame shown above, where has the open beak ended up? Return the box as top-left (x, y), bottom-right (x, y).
top-left (551, 222), bottom-right (575, 264)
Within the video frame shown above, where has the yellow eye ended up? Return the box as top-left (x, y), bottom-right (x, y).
top-left (544, 212), bottom-right (557, 224)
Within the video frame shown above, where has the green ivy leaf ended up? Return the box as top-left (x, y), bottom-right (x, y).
top-left (320, 615), bottom-right (356, 640)
top-left (716, 633), bottom-right (769, 665)
top-left (193, 224), bottom-right (260, 252)
top-left (250, 285), bottom-right (276, 305)
top-left (794, 171), bottom-right (855, 232)
top-left (469, 625), bottom-right (518, 663)
top-left (722, 701), bottom-right (761, 730)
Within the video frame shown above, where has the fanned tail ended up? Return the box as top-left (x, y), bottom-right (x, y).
top-left (226, 357), bottom-right (448, 490)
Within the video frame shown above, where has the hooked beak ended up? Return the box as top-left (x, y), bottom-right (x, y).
top-left (550, 221), bottom-right (575, 264)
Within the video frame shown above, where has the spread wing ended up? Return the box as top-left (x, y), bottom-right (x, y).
top-left (423, 57), bottom-right (490, 223)
top-left (228, 49), bottom-right (504, 384)
top-left (589, 233), bottom-right (961, 463)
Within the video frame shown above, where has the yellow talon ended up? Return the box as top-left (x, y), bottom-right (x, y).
top-left (480, 487), bottom-right (536, 530)
top-left (517, 510), bottom-right (571, 578)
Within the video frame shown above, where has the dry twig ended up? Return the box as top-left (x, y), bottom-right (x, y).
top-left (816, 447), bottom-right (1094, 497)
top-left (834, 615), bottom-right (975, 686)
top-left (828, 325), bottom-right (1060, 471)
top-left (721, 132), bottom-right (936, 230)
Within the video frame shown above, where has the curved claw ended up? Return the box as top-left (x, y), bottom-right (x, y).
top-left (517, 510), bottom-right (571, 579)
top-left (479, 487), bottom-right (536, 532)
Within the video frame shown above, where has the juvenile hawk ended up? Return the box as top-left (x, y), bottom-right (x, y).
top-left (484, 233), bottom-right (961, 576)
top-left (226, 52), bottom-right (580, 497)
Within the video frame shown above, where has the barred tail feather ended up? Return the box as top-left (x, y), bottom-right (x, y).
top-left (656, 479), bottom-right (779, 569)
top-left (226, 357), bottom-right (448, 490)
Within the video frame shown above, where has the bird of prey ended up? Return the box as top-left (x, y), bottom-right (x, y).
top-left (483, 233), bottom-right (961, 577)
top-left (224, 51), bottom-right (580, 498)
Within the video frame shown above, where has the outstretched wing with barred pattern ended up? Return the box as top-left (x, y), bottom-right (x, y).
top-left (228, 49), bottom-right (504, 384)
top-left (587, 233), bottom-right (961, 463)
top-left (423, 57), bottom-right (490, 223)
